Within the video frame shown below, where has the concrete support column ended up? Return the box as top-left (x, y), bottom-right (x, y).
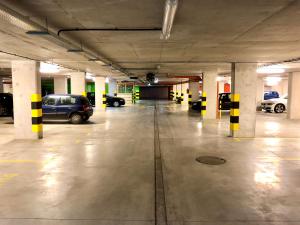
top-left (256, 77), bottom-right (264, 108)
top-left (12, 61), bottom-right (42, 139)
top-left (108, 79), bottom-right (117, 96)
top-left (230, 63), bottom-right (257, 137)
top-left (0, 78), bottom-right (3, 93)
top-left (70, 72), bottom-right (86, 96)
top-left (287, 72), bottom-right (300, 119)
top-left (189, 81), bottom-right (200, 101)
top-left (54, 76), bottom-right (68, 94)
top-left (202, 70), bottom-right (218, 119)
top-left (95, 76), bottom-right (106, 110)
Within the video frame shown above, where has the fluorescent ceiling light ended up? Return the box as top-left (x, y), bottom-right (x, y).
top-left (40, 62), bottom-right (59, 73)
top-left (0, 7), bottom-right (33, 31)
top-left (257, 65), bottom-right (285, 74)
top-left (105, 77), bottom-right (109, 83)
top-left (85, 72), bottom-right (94, 79)
top-left (154, 78), bottom-right (159, 83)
top-left (265, 77), bottom-right (282, 86)
top-left (161, 0), bottom-right (178, 40)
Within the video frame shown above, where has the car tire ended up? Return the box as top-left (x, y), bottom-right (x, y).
top-left (83, 115), bottom-right (90, 122)
top-left (274, 104), bottom-right (285, 113)
top-left (70, 113), bottom-right (83, 124)
top-left (113, 101), bottom-right (120, 107)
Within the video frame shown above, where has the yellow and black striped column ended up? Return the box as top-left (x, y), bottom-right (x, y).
top-left (82, 91), bottom-right (87, 97)
top-left (230, 94), bottom-right (240, 132)
top-left (188, 90), bottom-right (192, 106)
top-left (169, 90), bottom-right (174, 100)
top-left (180, 93), bottom-right (184, 104)
top-left (175, 91), bottom-right (178, 102)
top-left (31, 94), bottom-right (43, 138)
top-left (135, 90), bottom-right (140, 100)
top-left (201, 92), bottom-right (207, 116)
top-left (102, 91), bottom-right (107, 109)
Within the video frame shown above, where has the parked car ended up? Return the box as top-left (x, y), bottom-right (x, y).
top-left (43, 94), bottom-right (93, 124)
top-left (264, 91), bottom-right (280, 100)
top-left (106, 95), bottom-right (125, 107)
top-left (0, 93), bottom-right (13, 116)
top-left (261, 95), bottom-right (288, 113)
top-left (218, 93), bottom-right (231, 110)
top-left (191, 93), bottom-right (231, 111)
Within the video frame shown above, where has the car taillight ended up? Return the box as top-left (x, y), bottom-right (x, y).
top-left (83, 105), bottom-right (90, 111)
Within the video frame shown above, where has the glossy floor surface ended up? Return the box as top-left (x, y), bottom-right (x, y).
top-left (0, 101), bottom-right (300, 225)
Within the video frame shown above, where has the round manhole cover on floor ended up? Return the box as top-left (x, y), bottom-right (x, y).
top-left (196, 156), bottom-right (226, 165)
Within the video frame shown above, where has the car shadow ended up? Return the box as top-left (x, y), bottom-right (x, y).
top-left (43, 120), bottom-right (97, 125)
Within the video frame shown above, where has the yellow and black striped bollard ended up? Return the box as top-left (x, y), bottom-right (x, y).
top-left (176, 92), bottom-right (178, 102)
top-left (169, 90), bottom-right (174, 100)
top-left (31, 94), bottom-right (43, 138)
top-left (102, 91), bottom-right (107, 109)
top-left (132, 92), bottom-right (136, 104)
top-left (201, 92), bottom-right (207, 116)
top-left (230, 94), bottom-right (240, 131)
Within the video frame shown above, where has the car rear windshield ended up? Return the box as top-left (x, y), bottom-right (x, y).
top-left (80, 97), bottom-right (91, 105)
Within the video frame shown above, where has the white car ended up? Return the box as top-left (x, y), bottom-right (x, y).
top-left (261, 95), bottom-right (288, 113)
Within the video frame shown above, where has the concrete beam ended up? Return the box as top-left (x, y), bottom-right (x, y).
top-left (230, 63), bottom-right (257, 138)
top-left (202, 70), bottom-right (218, 119)
top-left (12, 61), bottom-right (42, 139)
top-left (287, 72), bottom-right (300, 119)
top-left (54, 77), bottom-right (68, 94)
top-left (70, 72), bottom-right (86, 96)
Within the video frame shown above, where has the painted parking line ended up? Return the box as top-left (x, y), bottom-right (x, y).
top-left (0, 174), bottom-right (19, 188)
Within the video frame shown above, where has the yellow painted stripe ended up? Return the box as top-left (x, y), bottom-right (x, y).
top-left (202, 101), bottom-right (207, 106)
top-left (31, 109), bottom-right (42, 117)
top-left (32, 124), bottom-right (43, 133)
top-left (82, 91), bottom-right (87, 97)
top-left (202, 92), bottom-right (207, 97)
top-left (231, 93), bottom-right (240, 102)
top-left (201, 110), bottom-right (207, 116)
top-left (230, 123), bottom-right (239, 131)
top-left (230, 109), bottom-right (240, 116)
top-left (31, 94), bottom-right (42, 102)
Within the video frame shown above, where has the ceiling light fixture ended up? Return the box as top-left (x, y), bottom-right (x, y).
top-left (161, 0), bottom-right (178, 40)
top-left (257, 65), bottom-right (285, 74)
top-left (265, 77), bottom-right (282, 86)
top-left (40, 62), bottom-right (59, 73)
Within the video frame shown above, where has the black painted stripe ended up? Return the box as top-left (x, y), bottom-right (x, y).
top-left (230, 116), bottom-right (239, 123)
top-left (201, 106), bottom-right (206, 110)
top-left (32, 117), bottom-right (42, 125)
top-left (231, 102), bottom-right (240, 109)
top-left (202, 97), bottom-right (206, 101)
top-left (103, 101), bottom-right (107, 104)
top-left (31, 102), bottom-right (42, 109)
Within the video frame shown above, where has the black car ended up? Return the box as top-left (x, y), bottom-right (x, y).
top-left (43, 94), bottom-right (93, 124)
top-left (191, 93), bottom-right (231, 111)
top-left (0, 93), bottom-right (13, 116)
top-left (106, 95), bottom-right (125, 107)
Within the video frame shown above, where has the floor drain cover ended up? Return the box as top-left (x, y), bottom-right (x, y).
top-left (196, 156), bottom-right (226, 165)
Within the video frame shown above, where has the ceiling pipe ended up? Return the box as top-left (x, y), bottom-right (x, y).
top-left (161, 0), bottom-right (178, 40)
top-left (0, 3), bottom-right (129, 77)
top-left (57, 27), bottom-right (161, 36)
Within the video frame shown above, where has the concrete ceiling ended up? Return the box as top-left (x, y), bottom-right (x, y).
top-left (0, 0), bottom-right (300, 81)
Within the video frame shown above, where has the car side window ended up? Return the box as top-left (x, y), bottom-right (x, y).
top-left (59, 96), bottom-right (76, 105)
top-left (43, 97), bottom-right (56, 106)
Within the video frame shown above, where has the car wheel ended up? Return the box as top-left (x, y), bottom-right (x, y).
top-left (113, 101), bottom-right (120, 107)
top-left (274, 104), bottom-right (285, 113)
top-left (70, 113), bottom-right (83, 124)
top-left (83, 116), bottom-right (90, 122)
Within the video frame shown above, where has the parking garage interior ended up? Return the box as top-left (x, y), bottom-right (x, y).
top-left (1, 1), bottom-right (300, 225)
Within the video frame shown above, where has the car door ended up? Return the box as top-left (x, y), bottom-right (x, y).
top-left (42, 96), bottom-right (58, 119)
top-left (55, 96), bottom-right (76, 119)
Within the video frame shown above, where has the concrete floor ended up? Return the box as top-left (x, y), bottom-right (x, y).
top-left (0, 101), bottom-right (300, 225)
